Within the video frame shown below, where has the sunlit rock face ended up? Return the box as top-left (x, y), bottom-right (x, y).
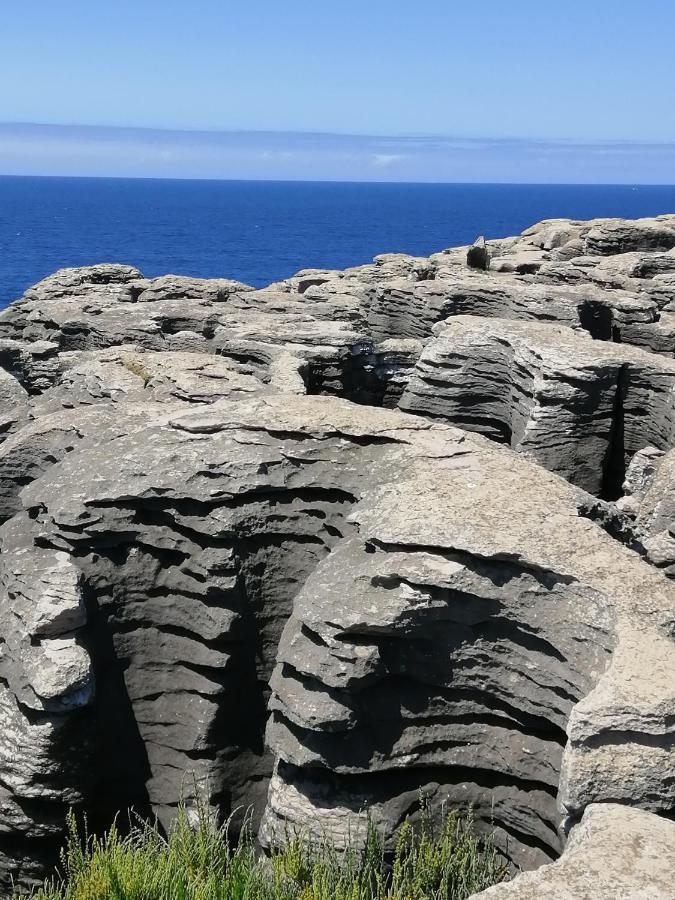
top-left (398, 315), bottom-right (675, 497)
top-left (0, 216), bottom-right (674, 896)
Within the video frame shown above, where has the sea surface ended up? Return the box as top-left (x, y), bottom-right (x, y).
top-left (2, 176), bottom-right (675, 307)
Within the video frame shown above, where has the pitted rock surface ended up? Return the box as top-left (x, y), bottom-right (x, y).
top-left (0, 215), bottom-right (674, 895)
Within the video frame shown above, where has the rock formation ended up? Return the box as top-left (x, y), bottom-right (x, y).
top-left (0, 216), bottom-right (674, 896)
top-left (398, 315), bottom-right (675, 496)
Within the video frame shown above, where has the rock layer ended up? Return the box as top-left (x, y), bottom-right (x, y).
top-left (0, 216), bottom-right (674, 895)
top-left (399, 315), bottom-right (675, 496)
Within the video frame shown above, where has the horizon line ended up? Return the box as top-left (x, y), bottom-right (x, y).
top-left (1, 172), bottom-right (675, 189)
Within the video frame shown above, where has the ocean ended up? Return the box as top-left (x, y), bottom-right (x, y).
top-left (1, 176), bottom-right (675, 307)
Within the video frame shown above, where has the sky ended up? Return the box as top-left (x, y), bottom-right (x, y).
top-left (1, 1), bottom-right (674, 183)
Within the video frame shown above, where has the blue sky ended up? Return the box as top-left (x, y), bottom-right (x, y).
top-left (1, 1), bottom-right (674, 182)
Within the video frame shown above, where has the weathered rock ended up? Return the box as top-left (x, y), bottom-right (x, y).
top-left (30, 347), bottom-right (271, 415)
top-left (490, 250), bottom-right (548, 274)
top-left (0, 268), bottom-right (255, 351)
top-left (0, 367), bottom-right (29, 439)
top-left (474, 803), bottom-right (675, 899)
top-left (0, 217), bottom-right (675, 893)
top-left (372, 252), bottom-right (435, 280)
top-left (0, 338), bottom-right (61, 393)
top-left (615, 445), bottom-right (666, 516)
top-left (360, 271), bottom-right (658, 347)
top-left (614, 445), bottom-right (675, 575)
top-left (24, 264), bottom-right (145, 300)
top-left (467, 236), bottom-right (490, 270)
top-left (584, 217), bottom-right (675, 255)
top-left (399, 315), bottom-right (675, 495)
top-left (262, 414), bottom-right (675, 870)
top-left (136, 274), bottom-right (253, 303)
top-left (518, 218), bottom-right (585, 252)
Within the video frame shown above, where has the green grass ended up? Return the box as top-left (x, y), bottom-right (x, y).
top-left (23, 798), bottom-right (508, 900)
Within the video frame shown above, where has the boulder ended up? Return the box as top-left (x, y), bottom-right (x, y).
top-left (467, 235), bottom-right (490, 270)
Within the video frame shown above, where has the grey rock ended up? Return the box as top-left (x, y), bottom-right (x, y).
top-left (489, 250), bottom-right (548, 273)
top-left (615, 446), bottom-right (665, 516)
top-left (263, 410), bottom-right (675, 869)
top-left (466, 236), bottom-right (490, 270)
top-left (0, 367), bottom-right (29, 439)
top-left (519, 219), bottom-right (584, 251)
top-left (473, 803), bottom-right (675, 899)
top-left (399, 315), bottom-right (675, 495)
top-left (362, 271), bottom-right (657, 346)
top-left (24, 264), bottom-right (145, 300)
top-left (372, 253), bottom-right (435, 280)
top-left (136, 274), bottom-right (253, 303)
top-left (1, 216), bottom-right (675, 893)
top-left (0, 338), bottom-right (61, 393)
top-left (30, 347), bottom-right (271, 415)
top-left (584, 217), bottom-right (675, 255)
top-left (616, 446), bottom-right (675, 574)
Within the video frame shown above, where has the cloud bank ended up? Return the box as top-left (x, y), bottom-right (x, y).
top-left (1, 123), bottom-right (674, 184)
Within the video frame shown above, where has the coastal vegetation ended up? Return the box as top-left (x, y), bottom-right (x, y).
top-left (23, 799), bottom-right (508, 900)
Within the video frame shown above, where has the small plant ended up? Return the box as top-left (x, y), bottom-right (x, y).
top-left (22, 797), bottom-right (508, 900)
top-left (121, 354), bottom-right (152, 385)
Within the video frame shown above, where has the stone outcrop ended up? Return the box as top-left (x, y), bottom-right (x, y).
top-left (398, 315), bottom-right (675, 496)
top-left (0, 215), bottom-right (674, 896)
top-left (616, 444), bottom-right (675, 574)
top-left (261, 418), bottom-right (675, 871)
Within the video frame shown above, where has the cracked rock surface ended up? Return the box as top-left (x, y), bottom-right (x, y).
top-left (0, 215), bottom-right (674, 895)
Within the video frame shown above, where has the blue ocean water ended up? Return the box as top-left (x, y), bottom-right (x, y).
top-left (1, 176), bottom-right (675, 308)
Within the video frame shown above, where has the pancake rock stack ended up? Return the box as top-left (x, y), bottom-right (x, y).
top-left (0, 215), bottom-right (674, 896)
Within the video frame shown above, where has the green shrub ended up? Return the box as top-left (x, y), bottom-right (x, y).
top-left (23, 796), bottom-right (508, 900)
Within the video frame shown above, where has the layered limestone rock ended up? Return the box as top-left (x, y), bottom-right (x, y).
top-left (261, 420), bottom-right (675, 871)
top-left (362, 273), bottom-right (658, 346)
top-left (399, 315), bottom-right (675, 496)
top-left (274, 214), bottom-right (675, 356)
top-left (616, 444), bottom-right (675, 574)
top-left (0, 214), bottom-right (674, 896)
top-left (3, 391), bottom-right (674, 884)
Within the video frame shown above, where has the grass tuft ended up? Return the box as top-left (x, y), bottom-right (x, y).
top-left (120, 354), bottom-right (152, 385)
top-left (22, 797), bottom-right (508, 900)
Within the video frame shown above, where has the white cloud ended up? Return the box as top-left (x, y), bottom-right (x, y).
top-left (371, 153), bottom-right (406, 168)
top-left (259, 150), bottom-right (298, 161)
